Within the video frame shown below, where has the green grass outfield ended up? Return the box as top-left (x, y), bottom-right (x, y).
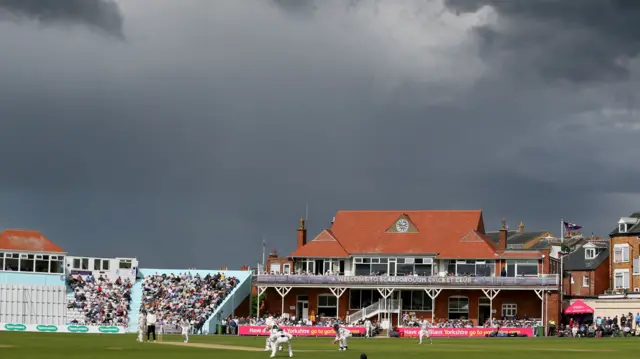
top-left (0, 333), bottom-right (637, 359)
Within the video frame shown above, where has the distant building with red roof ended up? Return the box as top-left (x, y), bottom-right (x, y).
top-left (0, 229), bottom-right (67, 274)
top-left (257, 210), bottom-right (561, 330)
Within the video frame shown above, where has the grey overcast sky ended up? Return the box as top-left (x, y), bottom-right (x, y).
top-left (0, 0), bottom-right (639, 268)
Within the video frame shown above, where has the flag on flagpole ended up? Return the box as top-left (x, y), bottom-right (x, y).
top-left (562, 221), bottom-right (582, 240)
top-left (563, 221), bottom-right (582, 231)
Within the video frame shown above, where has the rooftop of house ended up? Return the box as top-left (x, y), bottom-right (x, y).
top-left (485, 228), bottom-right (553, 249)
top-left (289, 210), bottom-right (545, 259)
top-left (610, 212), bottom-right (640, 236)
top-left (562, 242), bottom-right (610, 271)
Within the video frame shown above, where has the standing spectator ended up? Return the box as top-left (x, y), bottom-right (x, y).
top-left (230, 317), bottom-right (238, 335)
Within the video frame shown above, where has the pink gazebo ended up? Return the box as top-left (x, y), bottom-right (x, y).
top-left (564, 300), bottom-right (594, 315)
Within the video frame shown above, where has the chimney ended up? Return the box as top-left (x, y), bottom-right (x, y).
top-left (269, 249), bottom-right (278, 258)
top-left (331, 217), bottom-right (336, 225)
top-left (517, 221), bottom-right (525, 233)
top-left (499, 217), bottom-right (508, 249)
top-left (297, 217), bottom-right (307, 249)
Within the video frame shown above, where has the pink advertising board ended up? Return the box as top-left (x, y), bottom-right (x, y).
top-left (238, 325), bottom-right (365, 337)
top-left (398, 327), bottom-right (534, 337)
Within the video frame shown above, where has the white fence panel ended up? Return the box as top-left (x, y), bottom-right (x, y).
top-left (0, 284), bottom-right (66, 325)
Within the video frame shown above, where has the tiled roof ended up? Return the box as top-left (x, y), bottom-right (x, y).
top-left (0, 230), bottom-right (65, 253)
top-left (485, 230), bottom-right (551, 248)
top-left (293, 210), bottom-right (499, 259)
top-left (289, 230), bottom-right (348, 257)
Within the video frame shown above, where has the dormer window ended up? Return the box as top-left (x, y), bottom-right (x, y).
top-left (618, 217), bottom-right (638, 233)
top-left (585, 248), bottom-right (596, 260)
top-left (619, 223), bottom-right (628, 233)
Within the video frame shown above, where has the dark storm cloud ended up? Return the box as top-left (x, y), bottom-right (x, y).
top-left (0, 0), bottom-right (124, 38)
top-left (444, 0), bottom-right (640, 83)
top-left (0, 0), bottom-right (638, 267)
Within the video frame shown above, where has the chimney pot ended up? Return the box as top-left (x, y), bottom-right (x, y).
top-left (499, 218), bottom-right (508, 249)
top-left (297, 217), bottom-right (307, 249)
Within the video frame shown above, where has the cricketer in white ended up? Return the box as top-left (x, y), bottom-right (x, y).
top-left (270, 329), bottom-right (293, 358)
top-left (334, 324), bottom-right (351, 351)
top-left (181, 319), bottom-right (190, 343)
top-left (418, 319), bottom-right (433, 345)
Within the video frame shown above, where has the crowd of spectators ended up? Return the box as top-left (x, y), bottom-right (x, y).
top-left (399, 314), bottom-right (540, 328)
top-left (141, 272), bottom-right (238, 333)
top-left (245, 314), bottom-right (345, 327)
top-left (67, 274), bottom-right (132, 327)
top-left (558, 313), bottom-right (640, 337)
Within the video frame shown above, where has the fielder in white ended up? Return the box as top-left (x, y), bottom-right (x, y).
top-left (264, 325), bottom-right (283, 351)
top-left (364, 319), bottom-right (372, 338)
top-left (333, 324), bottom-right (351, 351)
top-left (269, 329), bottom-right (293, 358)
top-left (180, 318), bottom-right (190, 343)
top-left (137, 310), bottom-right (146, 342)
top-left (418, 319), bottom-right (432, 345)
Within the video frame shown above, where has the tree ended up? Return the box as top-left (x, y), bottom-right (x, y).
top-left (251, 293), bottom-right (266, 317)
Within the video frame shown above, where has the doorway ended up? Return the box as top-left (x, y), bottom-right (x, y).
top-left (297, 295), bottom-right (309, 321)
top-left (478, 297), bottom-right (490, 326)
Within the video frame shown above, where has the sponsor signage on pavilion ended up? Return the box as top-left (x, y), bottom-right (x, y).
top-left (238, 325), bottom-right (366, 337)
top-left (237, 325), bottom-right (534, 338)
top-left (398, 327), bottom-right (534, 338)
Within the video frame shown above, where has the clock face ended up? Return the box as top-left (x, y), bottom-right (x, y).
top-left (396, 219), bottom-right (410, 232)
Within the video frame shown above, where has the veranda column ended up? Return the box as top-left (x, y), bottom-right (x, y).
top-left (481, 289), bottom-right (500, 322)
top-left (275, 287), bottom-right (292, 317)
top-left (329, 287), bottom-right (346, 320)
top-left (397, 290), bottom-right (402, 327)
top-left (534, 289), bottom-right (544, 336)
top-left (256, 286), bottom-right (268, 319)
top-left (425, 288), bottom-right (442, 323)
top-left (377, 288), bottom-right (394, 332)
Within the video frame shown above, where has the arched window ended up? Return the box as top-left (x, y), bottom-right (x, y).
top-left (448, 296), bottom-right (469, 320)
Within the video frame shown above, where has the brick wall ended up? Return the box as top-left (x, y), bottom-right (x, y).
top-left (610, 235), bottom-right (639, 290)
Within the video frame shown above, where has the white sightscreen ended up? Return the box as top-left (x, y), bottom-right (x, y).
top-left (0, 284), bottom-right (67, 325)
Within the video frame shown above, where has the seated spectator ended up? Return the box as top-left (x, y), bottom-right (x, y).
top-left (67, 274), bottom-right (132, 327)
top-left (141, 272), bottom-right (238, 333)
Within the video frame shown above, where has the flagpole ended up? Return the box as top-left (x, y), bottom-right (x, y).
top-left (560, 219), bottom-right (564, 241)
top-left (262, 238), bottom-right (266, 271)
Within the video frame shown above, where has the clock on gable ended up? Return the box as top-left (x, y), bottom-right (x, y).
top-left (395, 219), bottom-right (410, 232)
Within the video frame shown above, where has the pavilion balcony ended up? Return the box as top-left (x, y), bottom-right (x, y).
top-left (255, 274), bottom-right (559, 288)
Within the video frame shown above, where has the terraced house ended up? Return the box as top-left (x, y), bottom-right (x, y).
top-left (609, 213), bottom-right (640, 293)
top-left (259, 210), bottom-right (561, 330)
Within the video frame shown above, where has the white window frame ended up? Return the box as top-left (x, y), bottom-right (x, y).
top-left (614, 244), bottom-right (630, 263)
top-left (585, 248), bottom-right (596, 260)
top-left (583, 276), bottom-right (589, 287)
top-left (269, 263), bottom-right (281, 274)
top-left (619, 223), bottom-right (628, 233)
top-left (283, 263), bottom-right (291, 274)
top-left (634, 258), bottom-right (640, 275)
top-left (448, 296), bottom-right (469, 317)
top-left (614, 269), bottom-right (630, 289)
top-left (501, 303), bottom-right (517, 317)
top-left (317, 294), bottom-right (338, 317)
